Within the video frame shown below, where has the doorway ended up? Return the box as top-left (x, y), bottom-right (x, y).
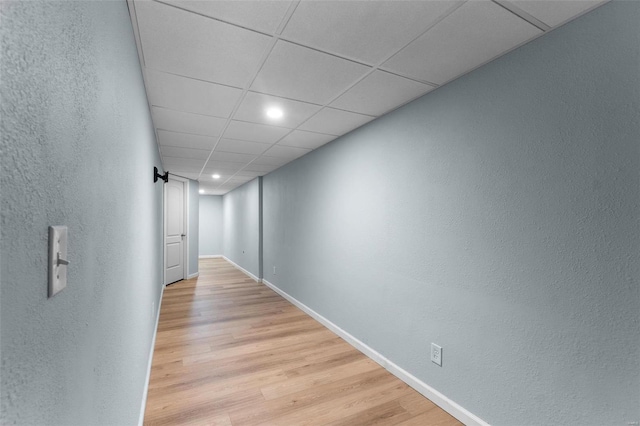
top-left (164, 176), bottom-right (187, 285)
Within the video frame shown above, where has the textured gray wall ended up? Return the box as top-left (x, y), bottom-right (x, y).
top-left (262, 2), bottom-right (639, 425)
top-left (199, 195), bottom-right (223, 256)
top-left (223, 179), bottom-right (260, 278)
top-left (1, 1), bottom-right (164, 424)
top-left (188, 179), bottom-right (199, 275)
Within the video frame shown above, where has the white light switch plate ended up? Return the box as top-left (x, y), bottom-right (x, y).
top-left (48, 226), bottom-right (68, 297)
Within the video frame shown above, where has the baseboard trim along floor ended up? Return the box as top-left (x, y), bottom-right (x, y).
top-left (222, 256), bottom-right (261, 283)
top-left (262, 278), bottom-right (490, 426)
top-left (138, 282), bottom-right (165, 426)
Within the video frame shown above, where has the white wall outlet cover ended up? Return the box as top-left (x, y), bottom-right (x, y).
top-left (431, 343), bottom-right (442, 366)
top-left (48, 226), bottom-right (69, 298)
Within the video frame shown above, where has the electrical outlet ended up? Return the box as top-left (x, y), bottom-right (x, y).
top-left (431, 343), bottom-right (442, 366)
top-left (273, 266), bottom-right (276, 275)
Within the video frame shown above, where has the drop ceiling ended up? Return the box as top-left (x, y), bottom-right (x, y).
top-left (128, 0), bottom-right (606, 195)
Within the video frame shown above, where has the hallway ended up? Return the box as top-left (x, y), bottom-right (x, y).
top-left (143, 259), bottom-right (461, 425)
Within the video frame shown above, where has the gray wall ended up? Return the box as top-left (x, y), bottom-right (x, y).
top-left (223, 179), bottom-right (260, 278)
top-left (262, 2), bottom-right (639, 425)
top-left (199, 195), bottom-right (223, 256)
top-left (188, 179), bottom-right (199, 276)
top-left (0, 1), bottom-right (164, 425)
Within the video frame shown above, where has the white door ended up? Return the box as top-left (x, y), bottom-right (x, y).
top-left (164, 178), bottom-right (185, 285)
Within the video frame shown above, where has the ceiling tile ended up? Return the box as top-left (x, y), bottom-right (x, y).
top-left (199, 173), bottom-right (234, 182)
top-left (224, 176), bottom-right (255, 185)
top-left (234, 91), bottom-right (322, 128)
top-left (160, 146), bottom-right (211, 159)
top-left (169, 171), bottom-right (200, 180)
top-left (234, 170), bottom-right (264, 178)
top-left (381, 1), bottom-right (542, 85)
top-left (164, 166), bottom-right (204, 175)
top-left (157, 130), bottom-right (217, 150)
top-left (201, 188), bottom-right (228, 195)
top-left (505, 0), bottom-right (605, 27)
top-left (223, 120), bottom-right (290, 144)
top-left (263, 145), bottom-right (311, 160)
top-left (162, 156), bottom-right (206, 169)
top-left (203, 161), bottom-right (247, 173)
top-left (299, 107), bottom-right (375, 136)
top-left (278, 130), bottom-right (336, 150)
top-left (216, 138), bottom-right (271, 155)
top-left (242, 163), bottom-right (280, 173)
top-left (210, 151), bottom-right (257, 164)
top-left (330, 70), bottom-right (435, 116)
top-left (251, 156), bottom-right (291, 167)
top-left (282, 1), bottom-right (458, 64)
top-left (251, 40), bottom-right (371, 105)
top-left (135, 0), bottom-right (272, 87)
top-left (157, 0), bottom-right (293, 34)
top-left (145, 69), bottom-right (242, 118)
top-left (152, 107), bottom-right (226, 137)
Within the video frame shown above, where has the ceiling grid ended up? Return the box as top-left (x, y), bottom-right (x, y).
top-left (128, 0), bottom-right (608, 194)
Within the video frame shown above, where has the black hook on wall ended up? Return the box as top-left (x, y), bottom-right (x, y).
top-left (154, 167), bottom-right (169, 183)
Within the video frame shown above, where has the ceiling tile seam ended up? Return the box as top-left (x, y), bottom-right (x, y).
top-left (234, 0), bottom-right (468, 146)
top-left (242, 76), bottom-right (440, 108)
top-left (274, 37), bottom-right (377, 69)
top-left (275, 1), bottom-right (301, 35)
top-left (271, 1), bottom-right (467, 72)
top-left (216, 136), bottom-right (272, 145)
top-left (375, 69), bottom-right (439, 88)
top-left (215, 149), bottom-right (268, 156)
top-left (194, 33), bottom-right (285, 181)
top-left (492, 0), bottom-right (551, 31)
top-left (161, 158), bottom-right (206, 167)
top-left (277, 142), bottom-right (329, 150)
top-left (203, 0), bottom-right (465, 191)
top-left (320, 106), bottom-right (376, 119)
top-left (151, 0), bottom-right (278, 38)
top-left (159, 146), bottom-right (211, 155)
top-left (144, 67), bottom-right (244, 91)
top-left (378, 0), bottom-right (467, 72)
top-left (156, 128), bottom-right (223, 140)
top-left (224, 117), bottom-right (295, 131)
top-left (198, 2), bottom-right (301, 189)
top-left (243, 89), bottom-right (324, 107)
top-left (152, 105), bottom-right (229, 120)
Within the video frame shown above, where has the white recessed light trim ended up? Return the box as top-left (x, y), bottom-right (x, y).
top-left (212, 174), bottom-right (221, 179)
top-left (266, 107), bottom-right (283, 119)
top-left (199, 189), bottom-right (204, 194)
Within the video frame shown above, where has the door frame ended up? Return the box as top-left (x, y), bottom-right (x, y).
top-left (163, 175), bottom-right (188, 286)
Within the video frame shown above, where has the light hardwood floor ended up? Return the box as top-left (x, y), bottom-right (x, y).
top-left (144, 258), bottom-right (462, 426)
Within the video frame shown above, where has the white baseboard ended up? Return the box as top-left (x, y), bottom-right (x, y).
top-left (138, 282), bottom-right (165, 426)
top-left (222, 256), bottom-right (261, 282)
top-left (199, 255), bottom-right (222, 259)
top-left (261, 279), bottom-right (490, 426)
top-left (187, 272), bottom-right (199, 279)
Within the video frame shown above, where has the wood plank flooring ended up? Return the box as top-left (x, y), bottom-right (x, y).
top-left (144, 258), bottom-right (462, 426)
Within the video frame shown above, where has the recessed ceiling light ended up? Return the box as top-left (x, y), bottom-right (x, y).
top-left (212, 174), bottom-right (221, 179)
top-left (199, 189), bottom-right (204, 194)
top-left (266, 107), bottom-right (283, 119)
